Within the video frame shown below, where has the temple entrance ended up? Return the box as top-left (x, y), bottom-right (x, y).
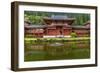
top-left (56, 26), bottom-right (64, 37)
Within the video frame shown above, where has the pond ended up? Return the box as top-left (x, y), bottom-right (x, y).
top-left (24, 40), bottom-right (90, 61)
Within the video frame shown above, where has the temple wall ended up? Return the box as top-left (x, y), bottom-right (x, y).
top-left (63, 29), bottom-right (72, 35)
top-left (25, 28), bottom-right (90, 37)
top-left (47, 29), bottom-right (60, 35)
top-left (73, 29), bottom-right (90, 37)
top-left (45, 28), bottom-right (72, 36)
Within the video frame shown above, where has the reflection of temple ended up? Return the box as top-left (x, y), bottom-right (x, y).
top-left (25, 15), bottom-right (90, 38)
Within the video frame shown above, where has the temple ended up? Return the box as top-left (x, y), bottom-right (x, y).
top-left (25, 15), bottom-right (90, 38)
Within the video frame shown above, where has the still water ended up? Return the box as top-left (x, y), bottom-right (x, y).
top-left (24, 40), bottom-right (90, 61)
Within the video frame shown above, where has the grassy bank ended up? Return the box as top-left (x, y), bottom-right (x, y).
top-left (24, 37), bottom-right (90, 42)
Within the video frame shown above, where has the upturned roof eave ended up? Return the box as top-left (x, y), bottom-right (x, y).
top-left (43, 17), bottom-right (75, 21)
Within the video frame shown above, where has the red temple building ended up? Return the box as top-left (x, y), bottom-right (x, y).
top-left (25, 15), bottom-right (90, 38)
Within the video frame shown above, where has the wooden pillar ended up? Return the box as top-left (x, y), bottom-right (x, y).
top-left (62, 27), bottom-right (64, 35)
top-left (46, 28), bottom-right (48, 35)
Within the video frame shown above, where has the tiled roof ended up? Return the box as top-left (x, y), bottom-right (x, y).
top-left (43, 15), bottom-right (75, 20)
top-left (84, 21), bottom-right (90, 25)
top-left (51, 15), bottom-right (68, 19)
top-left (72, 26), bottom-right (90, 29)
top-left (47, 24), bottom-right (71, 27)
top-left (24, 21), bottom-right (32, 24)
top-left (25, 24), bottom-right (90, 29)
top-left (25, 25), bottom-right (47, 28)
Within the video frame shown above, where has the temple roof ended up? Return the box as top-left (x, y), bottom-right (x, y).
top-left (47, 24), bottom-right (71, 27)
top-left (84, 21), bottom-right (90, 25)
top-left (25, 24), bottom-right (89, 29)
top-left (72, 26), bottom-right (90, 29)
top-left (72, 21), bottom-right (90, 29)
top-left (43, 15), bottom-right (75, 21)
top-left (51, 15), bottom-right (68, 19)
top-left (25, 25), bottom-right (46, 29)
top-left (24, 21), bottom-right (32, 26)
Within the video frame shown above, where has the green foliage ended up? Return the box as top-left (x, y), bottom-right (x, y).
top-left (70, 32), bottom-right (77, 37)
top-left (24, 11), bottom-right (90, 25)
top-left (25, 34), bottom-right (36, 38)
top-left (24, 14), bottom-right (42, 24)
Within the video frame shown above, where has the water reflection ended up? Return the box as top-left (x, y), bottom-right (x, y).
top-left (24, 41), bottom-right (90, 61)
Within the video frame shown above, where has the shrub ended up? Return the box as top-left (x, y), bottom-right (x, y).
top-left (25, 34), bottom-right (36, 38)
top-left (70, 32), bottom-right (77, 37)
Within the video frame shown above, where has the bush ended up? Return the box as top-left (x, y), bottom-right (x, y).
top-left (70, 32), bottom-right (77, 37)
top-left (25, 34), bottom-right (36, 38)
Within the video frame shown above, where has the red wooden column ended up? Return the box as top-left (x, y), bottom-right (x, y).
top-left (46, 28), bottom-right (48, 35)
top-left (62, 27), bottom-right (64, 36)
